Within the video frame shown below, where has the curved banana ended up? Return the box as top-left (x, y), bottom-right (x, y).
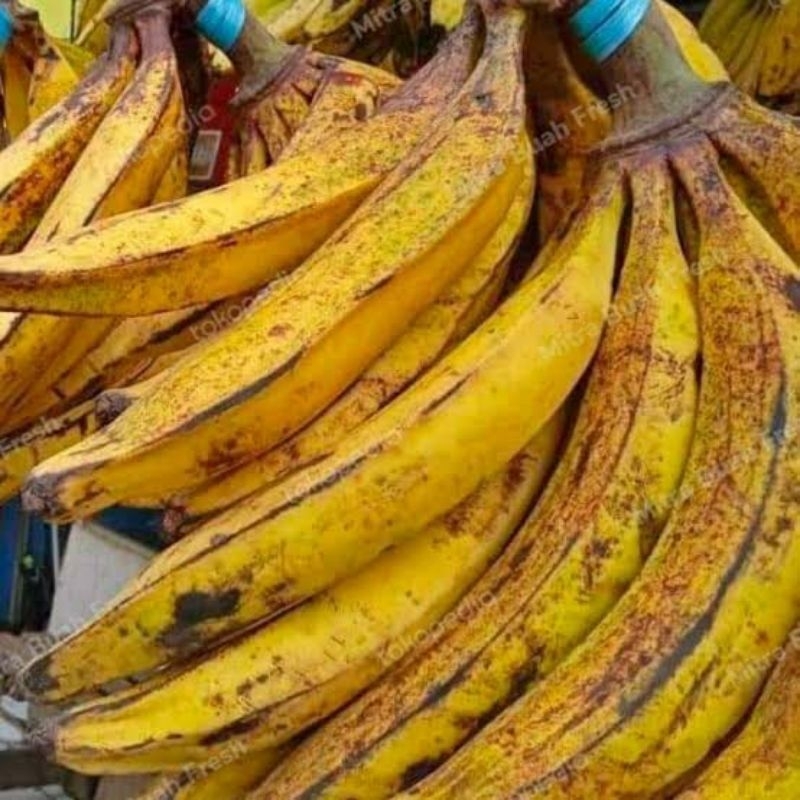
top-left (250, 157), bottom-right (698, 800)
top-left (0, 401), bottom-right (99, 505)
top-left (395, 145), bottom-right (800, 800)
top-left (21, 155), bottom-right (620, 706)
top-left (709, 92), bottom-right (800, 257)
top-left (677, 630), bottom-right (800, 799)
top-left (28, 36), bottom-right (93, 122)
top-left (137, 748), bottom-right (286, 800)
top-left (0, 10), bottom-right (482, 315)
top-left (0, 19), bottom-right (136, 253)
top-left (52, 426), bottom-right (562, 774)
top-left (20, 4), bottom-right (525, 522)
top-left (168, 151), bottom-right (533, 530)
top-left (0, 4), bottom-right (187, 432)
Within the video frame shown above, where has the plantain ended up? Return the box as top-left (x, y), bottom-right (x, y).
top-left (383, 5), bottom-right (800, 797)
top-left (0, 3), bottom-right (187, 434)
top-left (677, 629), bottom-right (800, 799)
top-left (51, 425), bottom-right (563, 774)
top-left (166, 151), bottom-right (534, 531)
top-left (0, 8), bottom-right (482, 316)
top-left (0, 17), bottom-right (137, 253)
top-left (250, 157), bottom-right (699, 800)
top-left (18, 3), bottom-right (523, 522)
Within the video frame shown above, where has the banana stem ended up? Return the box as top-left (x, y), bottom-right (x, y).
top-left (598, 2), bottom-right (710, 133)
top-left (187, 0), bottom-right (295, 104)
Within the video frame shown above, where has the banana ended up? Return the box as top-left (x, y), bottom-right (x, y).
top-left (138, 748), bottom-right (287, 800)
top-left (0, 4), bottom-right (187, 434)
top-left (758, 0), bottom-right (800, 102)
top-left (95, 372), bottom-right (170, 427)
top-left (0, 19), bottom-right (136, 253)
top-left (231, 47), bottom-right (399, 173)
top-left (0, 400), bottom-right (99, 505)
top-left (19, 3), bottom-right (524, 521)
top-left (677, 629), bottom-right (800, 799)
top-left (390, 127), bottom-right (800, 800)
top-left (708, 92), bottom-right (800, 257)
top-left (167, 152), bottom-right (533, 531)
top-left (0, 8), bottom-right (482, 316)
top-left (21, 151), bottom-right (620, 707)
top-left (52, 425), bottom-right (562, 774)
top-left (249, 157), bottom-right (699, 800)
top-left (1, 38), bottom-right (32, 139)
top-left (701, 0), bottom-right (800, 109)
top-left (28, 36), bottom-right (93, 122)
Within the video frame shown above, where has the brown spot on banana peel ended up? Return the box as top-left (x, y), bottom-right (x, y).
top-left (159, 589), bottom-right (242, 650)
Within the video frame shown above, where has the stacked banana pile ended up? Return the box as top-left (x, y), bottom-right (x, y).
top-left (0, 0), bottom-right (797, 797)
top-left (701, 0), bottom-right (800, 113)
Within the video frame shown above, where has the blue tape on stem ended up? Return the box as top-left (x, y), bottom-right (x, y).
top-left (196, 0), bottom-right (247, 53)
top-left (0, 6), bottom-right (14, 53)
top-left (570, 0), bottom-right (625, 41)
top-left (580, 0), bottom-right (652, 63)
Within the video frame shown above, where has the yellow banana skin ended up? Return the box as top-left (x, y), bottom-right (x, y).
top-left (20, 5), bottom-right (525, 522)
top-left (701, 0), bottom-right (800, 109)
top-left (250, 158), bottom-right (698, 800)
top-left (397, 147), bottom-right (800, 800)
top-left (0, 6), bottom-right (187, 433)
top-left (0, 22), bottom-right (137, 253)
top-left (27, 36), bottom-right (92, 123)
top-left (708, 92), bottom-right (800, 258)
top-left (1, 40), bottom-right (32, 140)
top-left (0, 401), bottom-right (99, 505)
top-left (677, 629), bottom-right (800, 799)
top-left (0, 11), bottom-right (482, 316)
top-left (138, 748), bottom-right (287, 800)
top-left (21, 157), bottom-right (619, 710)
top-left (52, 426), bottom-right (562, 774)
top-left (168, 155), bottom-right (533, 530)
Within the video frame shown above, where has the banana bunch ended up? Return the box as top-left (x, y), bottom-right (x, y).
top-left (205, 0), bottom-right (401, 177)
top-left (701, 0), bottom-right (800, 113)
top-left (317, 4), bottom-right (797, 798)
top-left (0, 0), bottom-right (406, 500)
top-left (1, 1), bottom-right (797, 797)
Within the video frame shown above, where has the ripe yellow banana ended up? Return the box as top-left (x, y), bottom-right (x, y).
top-left (702, 0), bottom-right (799, 108)
top-left (250, 157), bottom-right (699, 800)
top-left (21, 150), bottom-right (619, 706)
top-left (138, 748), bottom-right (287, 800)
top-left (0, 9), bottom-right (482, 316)
top-left (21, 4), bottom-right (525, 521)
top-left (0, 20), bottom-right (136, 253)
top-left (0, 400), bottom-right (99, 505)
top-left (393, 136), bottom-right (800, 800)
top-left (28, 36), bottom-right (93, 122)
top-left (677, 630), bottom-right (800, 799)
top-left (52, 426), bottom-right (562, 774)
top-left (1, 38), bottom-right (32, 139)
top-left (0, 4), bottom-right (187, 433)
top-left (708, 91), bottom-right (800, 257)
top-left (167, 152), bottom-right (533, 531)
